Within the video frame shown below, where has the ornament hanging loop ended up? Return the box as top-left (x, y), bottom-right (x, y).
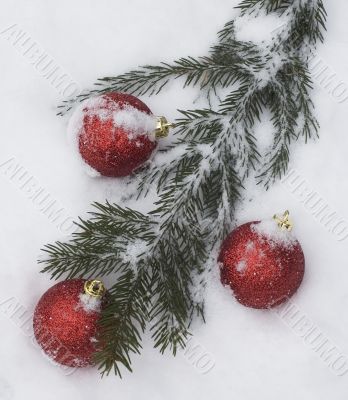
top-left (84, 280), bottom-right (106, 298)
top-left (155, 116), bottom-right (174, 138)
top-left (273, 210), bottom-right (293, 231)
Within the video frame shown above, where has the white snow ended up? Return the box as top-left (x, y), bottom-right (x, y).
top-left (251, 217), bottom-right (298, 248)
top-left (236, 260), bottom-right (247, 273)
top-left (77, 293), bottom-right (102, 313)
top-left (0, 1), bottom-right (348, 399)
top-left (122, 239), bottom-right (148, 274)
top-left (112, 106), bottom-right (157, 140)
top-left (235, 10), bottom-right (282, 43)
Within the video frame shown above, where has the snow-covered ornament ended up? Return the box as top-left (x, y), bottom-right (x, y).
top-left (218, 211), bottom-right (305, 309)
top-left (33, 279), bottom-right (107, 367)
top-left (69, 92), bottom-right (173, 177)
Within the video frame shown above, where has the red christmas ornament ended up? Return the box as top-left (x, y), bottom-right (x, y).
top-left (33, 279), bottom-right (107, 367)
top-left (73, 92), bottom-right (172, 177)
top-left (218, 211), bottom-right (305, 309)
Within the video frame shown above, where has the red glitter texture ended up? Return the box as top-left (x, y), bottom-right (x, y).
top-left (218, 222), bottom-right (305, 309)
top-left (33, 279), bottom-right (104, 367)
top-left (78, 92), bottom-right (157, 177)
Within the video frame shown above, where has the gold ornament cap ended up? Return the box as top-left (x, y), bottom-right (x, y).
top-left (154, 116), bottom-right (174, 138)
top-left (84, 279), bottom-right (106, 298)
top-left (273, 210), bottom-right (293, 231)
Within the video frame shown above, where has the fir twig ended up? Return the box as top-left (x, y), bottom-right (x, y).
top-left (42, 0), bottom-right (327, 376)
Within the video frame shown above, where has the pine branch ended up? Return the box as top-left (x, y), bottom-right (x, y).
top-left (57, 57), bottom-right (251, 115)
top-left (40, 203), bottom-right (157, 279)
top-left (42, 0), bottom-right (327, 376)
top-left (95, 269), bottom-right (151, 376)
top-left (237, 0), bottom-right (291, 15)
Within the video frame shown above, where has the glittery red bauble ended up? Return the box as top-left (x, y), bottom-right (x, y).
top-left (33, 279), bottom-right (105, 367)
top-left (78, 92), bottom-right (157, 177)
top-left (218, 221), bottom-right (305, 309)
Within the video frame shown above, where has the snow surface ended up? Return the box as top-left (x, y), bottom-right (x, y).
top-left (1, 1), bottom-right (348, 399)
